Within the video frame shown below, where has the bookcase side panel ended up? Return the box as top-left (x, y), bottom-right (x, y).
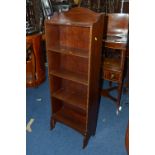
top-left (87, 15), bottom-right (105, 135)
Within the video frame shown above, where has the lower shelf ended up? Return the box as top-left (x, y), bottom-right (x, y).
top-left (52, 88), bottom-right (87, 112)
top-left (52, 106), bottom-right (86, 134)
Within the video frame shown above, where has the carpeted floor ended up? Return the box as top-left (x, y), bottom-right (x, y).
top-left (26, 69), bottom-right (129, 155)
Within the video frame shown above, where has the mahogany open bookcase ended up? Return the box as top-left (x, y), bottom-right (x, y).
top-left (45, 7), bottom-right (105, 148)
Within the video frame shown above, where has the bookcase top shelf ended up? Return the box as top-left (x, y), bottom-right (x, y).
top-left (45, 7), bottom-right (104, 27)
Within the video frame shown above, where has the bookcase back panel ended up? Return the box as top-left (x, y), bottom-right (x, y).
top-left (61, 55), bottom-right (88, 75)
top-left (50, 76), bottom-right (87, 97)
top-left (51, 98), bottom-right (87, 123)
top-left (46, 24), bottom-right (90, 53)
top-left (50, 76), bottom-right (88, 114)
top-left (61, 79), bottom-right (87, 95)
top-left (45, 24), bottom-right (60, 48)
top-left (59, 25), bottom-right (90, 51)
top-left (53, 103), bottom-right (87, 133)
top-left (62, 104), bottom-right (86, 123)
top-left (48, 52), bottom-right (88, 77)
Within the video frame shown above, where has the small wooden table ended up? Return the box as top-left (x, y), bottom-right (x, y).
top-left (26, 33), bottom-right (46, 87)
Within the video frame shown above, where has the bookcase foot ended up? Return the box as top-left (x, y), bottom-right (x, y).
top-left (82, 133), bottom-right (90, 149)
top-left (92, 132), bottom-right (96, 136)
top-left (50, 117), bottom-right (56, 130)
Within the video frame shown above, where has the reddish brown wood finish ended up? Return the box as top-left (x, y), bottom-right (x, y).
top-left (45, 7), bottom-right (105, 148)
top-left (101, 13), bottom-right (129, 111)
top-left (26, 33), bottom-right (46, 87)
top-left (26, 42), bottom-right (36, 85)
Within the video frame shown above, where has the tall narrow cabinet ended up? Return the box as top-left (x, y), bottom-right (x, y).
top-left (45, 7), bottom-right (105, 148)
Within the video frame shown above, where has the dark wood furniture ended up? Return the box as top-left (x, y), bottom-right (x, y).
top-left (26, 33), bottom-right (46, 87)
top-left (79, 0), bottom-right (129, 13)
top-left (45, 7), bottom-right (105, 148)
top-left (26, 42), bottom-right (36, 86)
top-left (101, 13), bottom-right (129, 114)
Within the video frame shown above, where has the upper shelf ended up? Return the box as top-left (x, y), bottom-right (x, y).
top-left (48, 46), bottom-right (89, 59)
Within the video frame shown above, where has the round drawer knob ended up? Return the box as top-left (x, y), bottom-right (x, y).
top-left (95, 37), bottom-right (98, 41)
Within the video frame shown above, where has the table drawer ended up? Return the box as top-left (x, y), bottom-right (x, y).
top-left (103, 70), bottom-right (121, 82)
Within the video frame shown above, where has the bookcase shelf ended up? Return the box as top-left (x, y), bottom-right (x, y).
top-left (45, 7), bottom-right (105, 148)
top-left (50, 69), bottom-right (88, 85)
top-left (48, 46), bottom-right (89, 58)
top-left (52, 88), bottom-right (87, 112)
top-left (53, 106), bottom-right (86, 134)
